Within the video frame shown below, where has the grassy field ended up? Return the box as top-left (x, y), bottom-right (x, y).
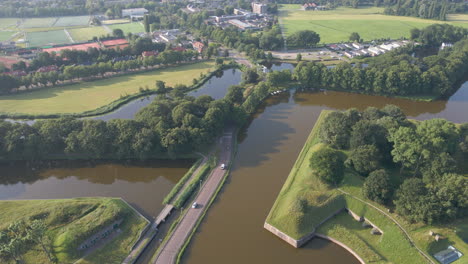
top-left (27, 29), bottom-right (71, 47)
top-left (54, 16), bottom-right (90, 27)
top-left (0, 61), bottom-right (215, 115)
top-left (0, 198), bottom-right (148, 264)
top-left (266, 110), bottom-right (438, 264)
top-left (69, 27), bottom-right (108, 42)
top-left (20, 17), bottom-right (57, 28)
top-left (108, 22), bottom-right (145, 34)
top-left (279, 6), bottom-right (468, 44)
top-left (102, 19), bottom-right (131, 25)
top-left (0, 31), bottom-right (16, 41)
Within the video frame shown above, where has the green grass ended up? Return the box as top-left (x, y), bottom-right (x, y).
top-left (108, 22), bottom-right (145, 34)
top-left (102, 19), bottom-right (131, 25)
top-left (163, 159), bottom-right (202, 205)
top-left (0, 198), bottom-right (148, 264)
top-left (27, 29), bottom-right (71, 47)
top-left (279, 6), bottom-right (468, 44)
top-left (21, 17), bottom-right (57, 28)
top-left (54, 16), bottom-right (90, 27)
top-left (172, 162), bottom-right (211, 209)
top-left (0, 18), bottom-right (20, 29)
top-left (0, 61), bottom-right (215, 115)
top-left (0, 31), bottom-right (16, 41)
top-left (69, 27), bottom-right (108, 42)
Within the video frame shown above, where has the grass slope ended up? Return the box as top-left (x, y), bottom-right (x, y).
top-left (0, 61), bottom-right (215, 115)
top-left (266, 110), bottom-right (428, 264)
top-left (0, 198), bottom-right (148, 264)
top-left (279, 6), bottom-right (468, 44)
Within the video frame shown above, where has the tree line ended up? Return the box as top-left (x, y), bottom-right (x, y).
top-left (293, 36), bottom-right (468, 97)
top-left (383, 0), bottom-right (467, 21)
top-left (316, 106), bottom-right (468, 224)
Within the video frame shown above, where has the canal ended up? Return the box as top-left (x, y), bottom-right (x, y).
top-left (0, 63), bottom-right (467, 263)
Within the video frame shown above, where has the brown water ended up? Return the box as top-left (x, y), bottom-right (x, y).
top-left (181, 82), bottom-right (468, 264)
top-left (0, 160), bottom-right (193, 219)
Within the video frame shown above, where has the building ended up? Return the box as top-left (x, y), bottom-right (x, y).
top-left (301, 3), bottom-right (317, 10)
top-left (192, 41), bottom-right (205, 53)
top-left (101, 39), bottom-right (130, 50)
top-left (441, 42), bottom-right (453, 50)
top-left (121, 8), bottom-right (148, 18)
top-left (251, 3), bottom-right (267, 14)
top-left (142, 51), bottom-right (159, 57)
top-left (37, 65), bottom-right (59, 73)
top-left (352, 43), bottom-right (364, 49)
top-left (228, 19), bottom-right (257, 30)
top-left (434, 246), bottom-right (463, 264)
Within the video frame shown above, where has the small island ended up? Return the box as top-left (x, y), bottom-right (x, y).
top-left (0, 198), bottom-right (149, 264)
top-left (265, 108), bottom-right (467, 264)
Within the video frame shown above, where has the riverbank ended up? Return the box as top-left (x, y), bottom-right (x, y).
top-left (0, 61), bottom-right (238, 119)
top-left (265, 110), bottom-right (431, 264)
top-left (0, 197), bottom-right (148, 264)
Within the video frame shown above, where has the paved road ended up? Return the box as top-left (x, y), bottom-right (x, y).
top-left (153, 128), bottom-right (234, 264)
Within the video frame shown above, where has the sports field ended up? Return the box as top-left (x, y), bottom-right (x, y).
top-left (0, 31), bottom-right (16, 41)
top-left (109, 22), bottom-right (145, 34)
top-left (69, 26), bottom-right (108, 42)
top-left (27, 29), bottom-right (71, 47)
top-left (20, 17), bottom-right (57, 28)
top-left (279, 6), bottom-right (468, 44)
top-left (0, 61), bottom-right (215, 115)
top-left (54, 15), bottom-right (90, 27)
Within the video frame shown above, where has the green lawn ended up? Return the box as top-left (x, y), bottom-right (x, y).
top-left (0, 198), bottom-right (148, 264)
top-left (69, 27), bottom-right (108, 42)
top-left (0, 61), bottom-right (215, 115)
top-left (266, 110), bottom-right (428, 264)
top-left (54, 16), bottom-right (90, 27)
top-left (0, 18), bottom-right (19, 29)
top-left (27, 29), bottom-right (71, 47)
top-left (279, 6), bottom-right (468, 44)
top-left (0, 31), bottom-right (16, 41)
top-left (21, 17), bottom-right (57, 28)
top-left (108, 22), bottom-right (145, 34)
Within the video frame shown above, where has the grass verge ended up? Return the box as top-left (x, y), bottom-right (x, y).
top-left (163, 158), bottom-right (202, 205)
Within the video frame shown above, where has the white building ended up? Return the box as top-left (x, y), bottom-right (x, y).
top-left (251, 3), bottom-right (267, 14)
top-left (121, 8), bottom-right (148, 18)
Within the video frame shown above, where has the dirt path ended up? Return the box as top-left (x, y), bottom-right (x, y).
top-left (153, 128), bottom-right (235, 264)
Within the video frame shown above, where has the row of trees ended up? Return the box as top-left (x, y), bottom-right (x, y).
top-left (293, 37), bottom-right (468, 97)
top-left (383, 0), bottom-right (467, 20)
top-left (317, 106), bottom-right (468, 224)
top-left (410, 24), bottom-right (468, 47)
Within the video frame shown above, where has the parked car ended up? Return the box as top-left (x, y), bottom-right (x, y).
top-left (192, 202), bottom-right (198, 209)
top-left (220, 163), bottom-right (226, 170)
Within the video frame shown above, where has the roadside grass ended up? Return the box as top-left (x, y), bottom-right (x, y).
top-left (163, 159), bottom-right (203, 205)
top-left (279, 6), bottom-right (468, 44)
top-left (266, 110), bottom-right (431, 264)
top-left (0, 61), bottom-right (215, 115)
top-left (54, 16), bottom-right (90, 27)
top-left (0, 198), bottom-right (147, 264)
top-left (172, 162), bottom-right (211, 209)
top-left (27, 29), bottom-right (71, 47)
top-left (108, 22), bottom-right (145, 34)
top-left (69, 27), bottom-right (108, 42)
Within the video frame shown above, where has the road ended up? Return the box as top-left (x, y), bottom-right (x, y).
top-left (153, 128), bottom-right (234, 264)
top-left (229, 50), bottom-right (254, 68)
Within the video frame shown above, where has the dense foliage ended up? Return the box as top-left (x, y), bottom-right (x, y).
top-left (383, 0), bottom-right (467, 20)
top-left (286, 30), bottom-right (320, 49)
top-left (294, 34), bottom-right (468, 97)
top-left (318, 106), bottom-right (468, 224)
top-left (309, 146), bottom-right (345, 186)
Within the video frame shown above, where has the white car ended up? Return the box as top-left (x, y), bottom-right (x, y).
top-left (192, 202), bottom-right (198, 209)
top-left (220, 163), bottom-right (226, 170)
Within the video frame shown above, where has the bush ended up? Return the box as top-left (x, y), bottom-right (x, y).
top-left (362, 169), bottom-right (393, 204)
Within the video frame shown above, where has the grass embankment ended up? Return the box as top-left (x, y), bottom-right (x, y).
top-left (266, 110), bottom-right (429, 264)
top-left (279, 6), bottom-right (468, 44)
top-left (163, 159), bottom-right (203, 205)
top-left (0, 61), bottom-right (215, 116)
top-left (0, 198), bottom-right (148, 264)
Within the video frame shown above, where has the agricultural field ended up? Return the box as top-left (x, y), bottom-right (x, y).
top-left (27, 29), bottom-right (71, 47)
top-left (69, 26), bottom-right (108, 42)
top-left (54, 15), bottom-right (90, 27)
top-left (108, 22), bottom-right (145, 34)
top-left (0, 198), bottom-right (148, 264)
top-left (279, 6), bottom-right (468, 44)
top-left (0, 61), bottom-right (215, 115)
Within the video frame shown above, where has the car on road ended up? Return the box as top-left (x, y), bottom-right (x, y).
top-left (192, 202), bottom-right (198, 209)
top-left (220, 163), bottom-right (226, 170)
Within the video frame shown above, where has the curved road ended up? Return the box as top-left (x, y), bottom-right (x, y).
top-left (153, 128), bottom-right (235, 264)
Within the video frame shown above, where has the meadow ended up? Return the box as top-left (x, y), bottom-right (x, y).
top-left (0, 61), bottom-right (215, 115)
top-left (109, 22), bottom-right (145, 34)
top-left (279, 6), bottom-right (468, 44)
top-left (69, 27), bottom-right (108, 42)
top-left (0, 198), bottom-right (148, 264)
top-left (27, 29), bottom-right (71, 47)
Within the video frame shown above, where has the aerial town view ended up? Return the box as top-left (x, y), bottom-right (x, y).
top-left (0, 0), bottom-right (467, 263)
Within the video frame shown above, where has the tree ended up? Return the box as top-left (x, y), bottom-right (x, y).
top-left (225, 85), bottom-right (244, 105)
top-left (319, 112), bottom-right (353, 149)
top-left (215, 57), bottom-right (224, 65)
top-left (394, 178), bottom-right (430, 222)
top-left (287, 30), bottom-right (320, 48)
top-left (242, 68), bottom-right (259, 84)
top-left (309, 147), bottom-right (345, 186)
top-left (349, 32), bottom-right (361, 43)
top-left (296, 53), bottom-right (302, 62)
top-left (27, 220), bottom-right (54, 262)
top-left (346, 145), bottom-right (382, 176)
top-left (112, 28), bottom-right (124, 38)
top-left (362, 169), bottom-right (393, 204)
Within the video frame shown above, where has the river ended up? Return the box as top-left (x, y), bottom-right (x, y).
top-left (0, 63), bottom-right (467, 263)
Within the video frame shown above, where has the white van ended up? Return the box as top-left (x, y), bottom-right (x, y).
top-left (192, 202), bottom-right (198, 209)
top-left (220, 163), bottom-right (226, 170)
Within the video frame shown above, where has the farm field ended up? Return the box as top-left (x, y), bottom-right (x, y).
top-left (108, 22), bottom-right (144, 34)
top-left (0, 198), bottom-right (148, 264)
top-left (27, 29), bottom-right (71, 47)
top-left (279, 6), bottom-right (468, 44)
top-left (69, 26), bottom-right (108, 42)
top-left (54, 15), bottom-right (90, 27)
top-left (0, 61), bottom-right (215, 115)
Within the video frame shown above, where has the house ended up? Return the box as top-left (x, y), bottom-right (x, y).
top-left (343, 51), bottom-right (354, 58)
top-left (228, 19), bottom-right (257, 30)
top-left (352, 43), bottom-right (363, 49)
top-left (441, 42), bottom-right (453, 50)
top-left (434, 246), bottom-right (463, 264)
top-left (171, 46), bottom-right (186, 52)
top-left (192, 41), bottom-right (205, 53)
top-left (121, 8), bottom-right (148, 19)
top-left (252, 3), bottom-right (268, 14)
top-left (37, 65), bottom-right (59, 73)
top-left (4, 70), bottom-right (27, 77)
top-left (301, 3), bottom-right (317, 10)
top-left (142, 51), bottom-right (159, 57)
top-left (368, 47), bottom-right (382, 56)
